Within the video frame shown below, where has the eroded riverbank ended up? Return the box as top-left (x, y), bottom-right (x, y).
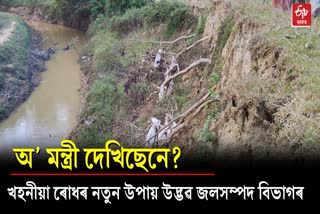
top-left (0, 21), bottom-right (85, 154)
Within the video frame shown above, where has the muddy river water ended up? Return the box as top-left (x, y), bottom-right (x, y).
top-left (0, 21), bottom-right (85, 154)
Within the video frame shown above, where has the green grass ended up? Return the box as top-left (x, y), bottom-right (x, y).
top-left (0, 0), bottom-right (53, 6)
top-left (0, 12), bottom-right (31, 76)
top-left (75, 76), bottom-right (128, 146)
top-left (197, 105), bottom-right (218, 144)
top-left (196, 15), bottom-right (207, 36)
top-left (75, 1), bottom-right (199, 146)
top-left (0, 104), bottom-right (5, 119)
top-left (0, 12), bottom-right (31, 119)
top-left (88, 0), bottom-right (196, 38)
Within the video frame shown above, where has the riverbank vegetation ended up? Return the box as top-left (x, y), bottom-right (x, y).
top-left (0, 13), bottom-right (31, 119)
top-left (0, 0), bottom-right (53, 6)
top-left (1, 0), bottom-right (319, 160)
top-left (73, 0), bottom-right (199, 146)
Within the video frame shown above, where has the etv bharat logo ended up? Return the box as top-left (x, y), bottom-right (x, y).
top-left (292, 3), bottom-right (312, 27)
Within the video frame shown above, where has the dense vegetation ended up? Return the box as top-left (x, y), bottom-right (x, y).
top-left (0, 12), bottom-right (31, 119)
top-left (74, 0), bottom-right (198, 146)
top-left (0, 0), bottom-right (53, 6)
top-left (2, 0), bottom-right (318, 154)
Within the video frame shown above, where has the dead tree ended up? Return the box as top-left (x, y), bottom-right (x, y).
top-left (159, 58), bottom-right (211, 101)
top-left (142, 35), bottom-right (214, 146)
top-left (145, 92), bottom-right (219, 147)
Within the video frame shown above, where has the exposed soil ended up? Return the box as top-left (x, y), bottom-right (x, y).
top-left (0, 26), bottom-right (55, 121)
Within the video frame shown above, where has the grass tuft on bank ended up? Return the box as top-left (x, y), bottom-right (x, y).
top-left (0, 0), bottom-right (53, 7)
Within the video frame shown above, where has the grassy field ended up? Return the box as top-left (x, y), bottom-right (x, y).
top-left (0, 12), bottom-right (31, 119)
top-left (0, 0), bottom-right (53, 6)
top-left (0, 12), bottom-right (31, 85)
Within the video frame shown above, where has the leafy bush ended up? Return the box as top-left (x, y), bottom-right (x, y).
top-left (0, 105), bottom-right (6, 120)
top-left (140, 0), bottom-right (196, 37)
top-left (75, 125), bottom-right (104, 146)
top-left (76, 76), bottom-right (128, 145)
top-left (0, 13), bottom-right (31, 74)
top-left (196, 15), bottom-right (207, 36)
top-left (110, 7), bottom-right (144, 35)
top-left (0, 0), bottom-right (53, 6)
top-left (92, 31), bottom-right (123, 73)
top-left (165, 4), bottom-right (197, 37)
top-left (128, 81), bottom-right (150, 107)
top-left (0, 72), bottom-right (5, 90)
top-left (104, 0), bottom-right (151, 16)
top-left (51, 0), bottom-right (90, 24)
top-left (198, 106), bottom-right (218, 143)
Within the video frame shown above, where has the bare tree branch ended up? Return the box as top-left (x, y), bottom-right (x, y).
top-left (144, 92), bottom-right (218, 146)
top-left (161, 58), bottom-right (211, 88)
top-left (158, 98), bottom-right (216, 147)
top-left (127, 34), bottom-right (196, 45)
top-left (176, 36), bottom-right (209, 58)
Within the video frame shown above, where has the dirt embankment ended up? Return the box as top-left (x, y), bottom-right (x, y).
top-left (0, 5), bottom-right (90, 31)
top-left (48, 0), bottom-right (319, 163)
top-left (186, 0), bottom-right (320, 163)
top-left (0, 21), bottom-right (55, 121)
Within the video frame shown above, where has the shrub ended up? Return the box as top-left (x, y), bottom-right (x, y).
top-left (142, 0), bottom-right (196, 37)
top-left (75, 125), bottom-right (104, 147)
top-left (165, 4), bottom-right (197, 37)
top-left (104, 0), bottom-right (151, 16)
top-left (110, 7), bottom-right (144, 35)
top-left (92, 31), bottom-right (123, 73)
top-left (128, 81), bottom-right (150, 107)
top-left (196, 15), bottom-right (207, 36)
top-left (0, 13), bottom-right (31, 74)
top-left (0, 105), bottom-right (6, 120)
top-left (76, 75), bottom-right (128, 145)
top-left (0, 72), bottom-right (5, 90)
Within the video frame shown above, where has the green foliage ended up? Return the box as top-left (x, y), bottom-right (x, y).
top-left (136, 116), bottom-right (148, 129)
top-left (76, 76), bottom-right (127, 145)
top-left (0, 72), bottom-right (4, 90)
top-left (104, 0), bottom-right (152, 16)
top-left (89, 0), bottom-right (196, 37)
top-left (92, 31), bottom-right (123, 73)
top-left (210, 71), bottom-right (220, 85)
top-left (165, 4), bottom-right (196, 37)
top-left (128, 82), bottom-right (150, 107)
top-left (142, 0), bottom-right (179, 26)
top-left (49, 0), bottom-right (154, 23)
top-left (109, 7), bottom-right (144, 35)
top-left (174, 81), bottom-right (193, 112)
top-left (0, 0), bottom-right (53, 6)
top-left (0, 105), bottom-right (6, 120)
top-left (196, 15), bottom-right (206, 36)
top-left (141, 0), bottom-right (196, 37)
top-left (75, 0), bottom-right (197, 146)
top-left (76, 126), bottom-right (102, 146)
top-left (212, 15), bottom-right (234, 64)
top-left (198, 105), bottom-right (218, 143)
top-left (0, 13), bottom-right (31, 75)
top-left (89, 0), bottom-right (108, 19)
top-left (51, 0), bottom-right (90, 22)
